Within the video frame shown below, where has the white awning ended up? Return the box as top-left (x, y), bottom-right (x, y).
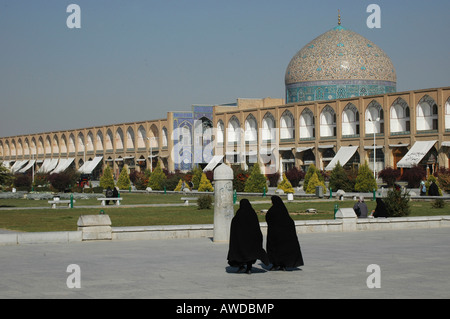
top-left (364, 145), bottom-right (384, 150)
top-left (441, 141), bottom-right (450, 147)
top-left (325, 146), bottom-right (359, 171)
top-left (51, 158), bottom-right (75, 174)
top-left (389, 143), bottom-right (409, 148)
top-left (396, 140), bottom-right (437, 168)
top-left (10, 160), bottom-right (28, 173)
top-left (318, 145), bottom-right (335, 149)
top-left (203, 155), bottom-right (224, 172)
top-left (296, 146), bottom-right (314, 153)
top-left (2, 161), bottom-right (11, 169)
top-left (78, 156), bottom-right (103, 174)
top-left (18, 160), bottom-right (36, 173)
top-left (38, 158), bottom-right (59, 173)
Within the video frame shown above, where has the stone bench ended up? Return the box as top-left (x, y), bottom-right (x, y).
top-left (97, 197), bottom-right (123, 206)
top-left (48, 200), bottom-right (75, 209)
top-left (181, 197), bottom-right (198, 206)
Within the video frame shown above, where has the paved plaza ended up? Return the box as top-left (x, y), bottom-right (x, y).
top-left (0, 228), bottom-right (449, 299)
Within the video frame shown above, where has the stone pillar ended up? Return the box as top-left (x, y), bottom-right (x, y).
top-left (335, 208), bottom-right (357, 232)
top-left (77, 215), bottom-right (112, 240)
top-left (213, 164), bottom-right (234, 242)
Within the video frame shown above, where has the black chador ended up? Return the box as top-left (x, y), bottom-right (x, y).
top-left (266, 196), bottom-right (304, 270)
top-left (227, 199), bottom-right (269, 274)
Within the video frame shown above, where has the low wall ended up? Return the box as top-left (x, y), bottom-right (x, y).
top-left (1, 215), bottom-right (449, 245)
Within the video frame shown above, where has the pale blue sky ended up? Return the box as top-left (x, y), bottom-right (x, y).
top-left (0, 0), bottom-right (449, 137)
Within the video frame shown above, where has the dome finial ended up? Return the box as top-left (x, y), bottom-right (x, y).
top-left (338, 9), bottom-right (341, 25)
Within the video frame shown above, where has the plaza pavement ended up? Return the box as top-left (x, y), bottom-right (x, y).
top-left (0, 227), bottom-right (449, 299)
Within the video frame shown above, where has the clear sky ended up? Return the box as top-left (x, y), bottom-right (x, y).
top-left (0, 0), bottom-right (449, 137)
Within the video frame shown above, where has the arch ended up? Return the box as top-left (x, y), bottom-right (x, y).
top-left (320, 105), bottom-right (336, 137)
top-left (280, 110), bottom-right (294, 140)
top-left (30, 137), bottom-right (37, 156)
top-left (445, 96), bottom-right (450, 131)
top-left (137, 125), bottom-right (146, 149)
top-left (299, 108), bottom-right (315, 139)
top-left (17, 138), bottom-right (23, 156)
top-left (5, 141), bottom-right (11, 158)
top-left (390, 97), bottom-right (410, 133)
top-left (216, 120), bottom-right (224, 144)
top-left (416, 94), bottom-right (438, 131)
top-left (365, 100), bottom-right (384, 134)
top-left (23, 138), bottom-right (30, 156)
top-left (227, 116), bottom-right (241, 144)
top-left (52, 135), bottom-right (59, 155)
top-left (342, 103), bottom-right (359, 136)
top-left (105, 129), bottom-right (113, 151)
top-left (96, 130), bottom-right (104, 152)
top-left (161, 127), bottom-right (168, 148)
top-left (126, 126), bottom-right (135, 150)
top-left (244, 114), bottom-right (258, 143)
top-left (77, 132), bottom-right (85, 153)
top-left (67, 134), bottom-right (75, 154)
top-left (149, 124), bottom-right (159, 148)
top-left (262, 112), bottom-right (276, 141)
top-left (38, 137), bottom-right (45, 156)
top-left (60, 134), bottom-right (68, 154)
top-left (45, 136), bottom-right (52, 155)
top-left (115, 128), bottom-right (124, 150)
top-left (86, 131), bottom-right (94, 152)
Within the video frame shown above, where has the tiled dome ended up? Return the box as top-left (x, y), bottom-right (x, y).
top-left (285, 24), bottom-right (396, 103)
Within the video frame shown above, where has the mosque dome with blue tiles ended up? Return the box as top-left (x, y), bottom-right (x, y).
top-left (285, 21), bottom-right (396, 103)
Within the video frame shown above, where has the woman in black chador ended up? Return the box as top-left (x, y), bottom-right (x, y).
top-left (227, 199), bottom-right (269, 274)
top-left (266, 196), bottom-right (304, 271)
top-left (373, 198), bottom-right (388, 218)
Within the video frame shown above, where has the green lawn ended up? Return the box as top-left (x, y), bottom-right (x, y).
top-left (0, 193), bottom-right (449, 232)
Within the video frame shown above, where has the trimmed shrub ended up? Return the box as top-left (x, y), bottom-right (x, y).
top-left (384, 189), bottom-right (411, 217)
top-left (277, 174), bottom-right (294, 193)
top-left (303, 164), bottom-right (324, 191)
top-left (147, 162), bottom-right (166, 190)
top-left (232, 166), bottom-right (249, 192)
top-left (198, 173), bottom-right (214, 192)
top-left (284, 167), bottom-right (305, 187)
top-left (378, 167), bottom-right (401, 187)
top-left (329, 161), bottom-right (352, 192)
top-left (99, 166), bottom-right (115, 190)
top-left (116, 165), bottom-right (131, 190)
top-left (354, 162), bottom-right (377, 192)
top-left (197, 194), bottom-right (213, 210)
top-left (244, 163), bottom-right (267, 193)
top-left (401, 165), bottom-right (426, 188)
top-left (305, 172), bottom-right (326, 194)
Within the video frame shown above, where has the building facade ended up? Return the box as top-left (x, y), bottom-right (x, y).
top-left (1, 21), bottom-right (449, 179)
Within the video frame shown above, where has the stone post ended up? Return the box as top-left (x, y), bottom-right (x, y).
top-left (213, 164), bottom-right (234, 242)
top-left (335, 208), bottom-right (357, 232)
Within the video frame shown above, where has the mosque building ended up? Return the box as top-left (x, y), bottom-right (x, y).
top-left (1, 17), bottom-right (449, 181)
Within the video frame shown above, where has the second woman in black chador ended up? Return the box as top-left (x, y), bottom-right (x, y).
top-left (265, 196), bottom-right (304, 270)
top-left (227, 199), bottom-right (269, 274)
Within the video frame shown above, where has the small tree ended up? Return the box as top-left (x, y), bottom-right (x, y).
top-left (303, 164), bottom-right (323, 190)
top-left (48, 169), bottom-right (80, 192)
top-left (285, 167), bottom-right (305, 187)
top-left (174, 179), bottom-right (183, 191)
top-left (401, 165), bottom-right (426, 188)
top-left (147, 162), bottom-right (166, 190)
top-left (198, 173), bottom-right (214, 192)
top-left (329, 161), bottom-right (352, 192)
top-left (116, 165), bottom-right (131, 190)
top-left (384, 189), bottom-right (411, 217)
top-left (354, 162), bottom-right (377, 192)
top-left (100, 166), bottom-right (115, 189)
top-left (277, 174), bottom-right (294, 193)
top-left (305, 171), bottom-right (326, 194)
top-left (244, 163), bottom-right (267, 193)
top-left (191, 166), bottom-right (203, 189)
top-left (233, 166), bottom-right (249, 192)
top-left (378, 167), bottom-right (401, 187)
